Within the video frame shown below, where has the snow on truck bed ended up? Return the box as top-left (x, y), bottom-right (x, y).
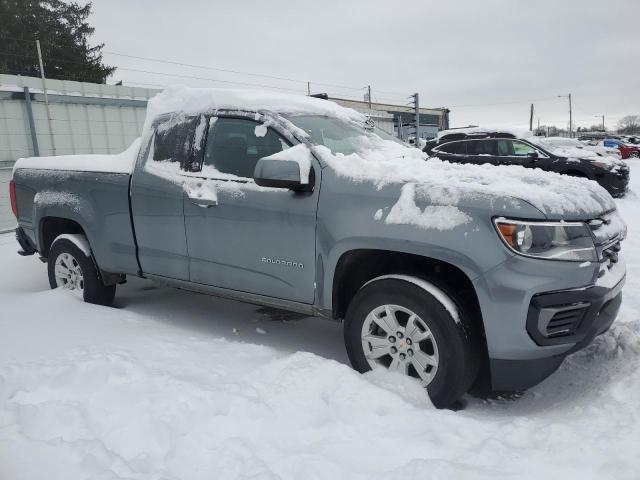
top-left (0, 163), bottom-right (639, 479)
top-left (12, 138), bottom-right (141, 174)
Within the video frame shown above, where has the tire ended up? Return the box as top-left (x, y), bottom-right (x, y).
top-left (344, 277), bottom-right (480, 409)
top-left (630, 152), bottom-right (639, 158)
top-left (47, 236), bottom-right (116, 306)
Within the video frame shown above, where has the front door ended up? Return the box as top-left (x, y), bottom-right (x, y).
top-left (183, 115), bottom-right (319, 304)
top-left (495, 139), bottom-right (549, 170)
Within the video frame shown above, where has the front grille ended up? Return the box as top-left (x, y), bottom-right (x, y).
top-left (588, 211), bottom-right (625, 250)
top-left (545, 304), bottom-right (589, 338)
top-left (602, 241), bottom-right (621, 263)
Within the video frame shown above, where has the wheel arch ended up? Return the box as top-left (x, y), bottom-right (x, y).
top-left (39, 216), bottom-right (123, 286)
top-left (39, 216), bottom-right (87, 258)
top-left (331, 249), bottom-right (484, 333)
top-left (560, 168), bottom-right (591, 179)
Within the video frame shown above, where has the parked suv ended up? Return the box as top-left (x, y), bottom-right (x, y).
top-left (10, 87), bottom-right (626, 408)
top-left (425, 130), bottom-right (629, 197)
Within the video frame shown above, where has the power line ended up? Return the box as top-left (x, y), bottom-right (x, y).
top-left (103, 50), bottom-right (367, 92)
top-left (447, 96), bottom-right (560, 109)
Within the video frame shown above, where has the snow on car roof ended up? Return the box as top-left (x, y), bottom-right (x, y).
top-left (143, 85), bottom-right (365, 132)
top-left (436, 125), bottom-right (534, 140)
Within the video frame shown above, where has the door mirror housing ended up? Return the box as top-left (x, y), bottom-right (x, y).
top-left (527, 151), bottom-right (539, 159)
top-left (254, 157), bottom-right (307, 190)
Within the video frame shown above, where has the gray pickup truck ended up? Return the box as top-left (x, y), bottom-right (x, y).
top-left (10, 87), bottom-right (626, 408)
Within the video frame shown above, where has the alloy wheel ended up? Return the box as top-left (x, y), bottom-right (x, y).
top-left (361, 304), bottom-right (439, 385)
top-left (54, 252), bottom-right (84, 298)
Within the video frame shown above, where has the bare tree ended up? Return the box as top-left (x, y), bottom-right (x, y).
top-left (617, 115), bottom-right (640, 134)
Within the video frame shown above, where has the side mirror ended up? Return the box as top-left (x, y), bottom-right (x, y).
top-left (527, 151), bottom-right (539, 159)
top-left (254, 144), bottom-right (314, 191)
top-left (254, 157), bottom-right (306, 190)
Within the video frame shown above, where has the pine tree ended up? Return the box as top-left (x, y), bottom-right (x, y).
top-left (0, 0), bottom-right (115, 83)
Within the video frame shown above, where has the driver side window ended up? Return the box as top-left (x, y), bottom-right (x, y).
top-left (201, 117), bottom-right (290, 179)
top-left (511, 140), bottom-right (538, 157)
top-left (497, 140), bottom-right (538, 157)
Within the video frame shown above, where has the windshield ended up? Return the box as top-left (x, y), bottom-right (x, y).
top-left (285, 114), bottom-right (406, 155)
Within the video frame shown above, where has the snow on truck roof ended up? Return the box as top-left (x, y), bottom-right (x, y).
top-left (143, 85), bottom-right (365, 131)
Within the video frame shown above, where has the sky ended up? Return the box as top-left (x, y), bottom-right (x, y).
top-left (89, 0), bottom-right (640, 130)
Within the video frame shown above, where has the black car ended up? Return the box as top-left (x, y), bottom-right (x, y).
top-left (424, 131), bottom-right (629, 197)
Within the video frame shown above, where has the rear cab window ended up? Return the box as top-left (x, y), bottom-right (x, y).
top-left (151, 114), bottom-right (201, 169)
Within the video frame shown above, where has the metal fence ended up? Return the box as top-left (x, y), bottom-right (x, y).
top-left (0, 74), bottom-right (161, 232)
top-left (0, 168), bottom-right (13, 232)
top-left (0, 74), bottom-right (159, 164)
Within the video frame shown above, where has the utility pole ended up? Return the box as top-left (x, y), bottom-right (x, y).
top-left (602, 115), bottom-right (605, 132)
top-left (537, 117), bottom-right (540, 133)
top-left (409, 93), bottom-right (420, 145)
top-left (569, 93), bottom-right (572, 138)
top-left (36, 39), bottom-right (56, 155)
top-left (367, 85), bottom-right (372, 110)
top-left (529, 104), bottom-right (534, 131)
top-left (307, 81), bottom-right (310, 96)
top-left (558, 93), bottom-right (572, 138)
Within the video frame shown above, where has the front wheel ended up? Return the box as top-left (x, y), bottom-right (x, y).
top-left (344, 277), bottom-right (480, 409)
top-left (47, 235), bottom-right (116, 306)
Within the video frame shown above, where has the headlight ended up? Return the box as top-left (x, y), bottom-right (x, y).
top-left (590, 160), bottom-right (612, 170)
top-left (494, 218), bottom-right (597, 262)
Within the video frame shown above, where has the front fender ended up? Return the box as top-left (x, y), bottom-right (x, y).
top-left (317, 228), bottom-right (512, 313)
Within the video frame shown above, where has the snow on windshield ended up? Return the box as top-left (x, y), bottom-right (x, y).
top-left (529, 137), bottom-right (623, 168)
top-left (286, 114), bottom-right (405, 156)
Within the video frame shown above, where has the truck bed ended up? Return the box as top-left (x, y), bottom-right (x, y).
top-left (11, 141), bottom-right (141, 276)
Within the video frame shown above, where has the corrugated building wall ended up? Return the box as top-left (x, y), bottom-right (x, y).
top-left (0, 74), bottom-right (157, 164)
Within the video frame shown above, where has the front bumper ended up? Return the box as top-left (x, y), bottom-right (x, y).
top-left (491, 271), bottom-right (624, 391)
top-left (526, 271), bottom-right (624, 349)
top-left (475, 251), bottom-right (626, 393)
top-left (598, 168), bottom-right (629, 197)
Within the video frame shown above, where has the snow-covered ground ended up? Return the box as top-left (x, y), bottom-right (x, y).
top-left (1, 164), bottom-right (639, 480)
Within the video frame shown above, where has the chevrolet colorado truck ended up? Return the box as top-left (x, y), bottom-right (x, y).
top-left (10, 87), bottom-right (627, 408)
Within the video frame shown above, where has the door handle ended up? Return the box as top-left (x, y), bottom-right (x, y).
top-left (188, 197), bottom-right (218, 208)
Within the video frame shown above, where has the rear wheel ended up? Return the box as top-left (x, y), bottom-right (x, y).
top-left (47, 236), bottom-right (116, 306)
top-left (630, 152), bottom-right (639, 158)
top-left (344, 277), bottom-right (480, 409)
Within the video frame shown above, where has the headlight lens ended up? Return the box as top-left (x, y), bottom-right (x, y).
top-left (590, 160), bottom-right (612, 170)
top-left (494, 218), bottom-right (597, 262)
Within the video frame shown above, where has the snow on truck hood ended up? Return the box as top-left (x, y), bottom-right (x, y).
top-left (13, 138), bottom-right (141, 175)
top-left (315, 136), bottom-right (616, 222)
